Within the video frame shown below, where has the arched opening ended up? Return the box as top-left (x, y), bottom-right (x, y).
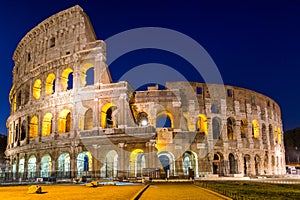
top-left (80, 63), bottom-right (94, 86)
top-left (41, 154), bottom-right (52, 177)
top-left (77, 152), bottom-right (92, 177)
top-left (137, 112), bottom-right (148, 126)
top-left (158, 151), bottom-right (175, 177)
top-left (264, 153), bottom-right (268, 175)
top-left (254, 155), bottom-right (260, 175)
top-left (42, 113), bottom-right (53, 136)
top-left (101, 103), bottom-right (118, 128)
top-left (156, 109), bottom-right (173, 128)
top-left (252, 120), bottom-right (259, 138)
top-left (196, 114), bottom-right (208, 135)
top-left (244, 154), bottom-right (251, 176)
top-left (269, 125), bottom-right (274, 148)
top-left (84, 108), bottom-right (93, 130)
top-left (33, 79), bottom-right (42, 99)
top-left (227, 117), bottom-right (235, 140)
top-left (24, 84), bottom-right (30, 105)
top-left (61, 68), bottom-right (73, 91)
top-left (29, 116), bottom-right (38, 138)
top-left (16, 91), bottom-right (21, 109)
top-left (129, 149), bottom-right (145, 177)
top-left (20, 120), bottom-right (26, 141)
top-left (27, 155), bottom-right (36, 178)
top-left (58, 109), bottom-right (71, 133)
top-left (213, 153), bottom-right (223, 175)
top-left (240, 118), bottom-right (248, 138)
top-left (183, 151), bottom-right (198, 178)
top-left (277, 128), bottom-right (282, 144)
top-left (229, 153), bottom-right (237, 174)
top-left (101, 150), bottom-right (118, 178)
top-left (271, 155), bottom-right (275, 174)
top-left (212, 117), bottom-right (221, 140)
top-left (45, 73), bottom-right (56, 95)
top-left (18, 157), bottom-right (25, 179)
top-left (57, 153), bottom-right (70, 178)
top-left (262, 123), bottom-right (267, 147)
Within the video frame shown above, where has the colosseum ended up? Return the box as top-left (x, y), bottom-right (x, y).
top-left (5, 5), bottom-right (285, 181)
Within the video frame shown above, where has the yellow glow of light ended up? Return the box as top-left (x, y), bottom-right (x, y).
top-left (80, 63), bottom-right (93, 86)
top-left (101, 103), bottom-right (117, 128)
top-left (42, 113), bottom-right (53, 136)
top-left (197, 114), bottom-right (208, 135)
top-left (45, 73), bottom-right (55, 95)
top-left (277, 127), bottom-right (282, 144)
top-left (252, 120), bottom-right (259, 138)
top-left (129, 149), bottom-right (144, 176)
top-left (61, 68), bottom-right (73, 91)
top-left (58, 109), bottom-right (71, 133)
top-left (29, 116), bottom-right (38, 138)
top-left (33, 79), bottom-right (42, 99)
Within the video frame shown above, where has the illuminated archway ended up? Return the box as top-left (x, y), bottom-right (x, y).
top-left (58, 109), bottom-right (71, 133)
top-left (252, 120), bottom-right (259, 139)
top-left (227, 117), bottom-right (235, 140)
top-left (183, 151), bottom-right (198, 177)
top-left (57, 153), bottom-right (70, 178)
top-left (101, 150), bottom-right (118, 178)
top-left (45, 73), bottom-right (56, 95)
top-left (129, 149), bottom-right (145, 177)
top-left (196, 114), bottom-right (207, 135)
top-left (33, 79), bottom-right (41, 99)
top-left (101, 103), bottom-right (117, 128)
top-left (29, 116), bottom-right (38, 138)
top-left (80, 63), bottom-right (94, 86)
top-left (61, 68), bottom-right (73, 91)
top-left (27, 155), bottom-right (36, 178)
top-left (84, 108), bottom-right (93, 130)
top-left (42, 113), bottom-right (53, 136)
top-left (41, 154), bottom-right (52, 177)
top-left (77, 151), bottom-right (92, 177)
top-left (158, 151), bottom-right (175, 177)
top-left (240, 118), bottom-right (248, 138)
top-left (277, 127), bottom-right (282, 144)
top-left (18, 157), bottom-right (25, 178)
top-left (156, 110), bottom-right (173, 128)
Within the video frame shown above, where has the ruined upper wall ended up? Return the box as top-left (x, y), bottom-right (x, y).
top-left (12, 5), bottom-right (97, 78)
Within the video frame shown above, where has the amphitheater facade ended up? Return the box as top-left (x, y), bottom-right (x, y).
top-left (5, 5), bottom-right (285, 181)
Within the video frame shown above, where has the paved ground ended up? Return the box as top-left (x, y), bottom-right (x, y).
top-left (139, 183), bottom-right (230, 200)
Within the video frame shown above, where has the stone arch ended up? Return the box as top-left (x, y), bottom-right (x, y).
top-left (156, 109), bottom-right (173, 128)
top-left (58, 109), bottom-right (71, 133)
top-left (269, 124), bottom-right (274, 148)
top-left (84, 108), bottom-right (93, 130)
top-left (42, 113), bottom-right (53, 136)
top-left (244, 154), bottom-right (251, 176)
top-left (129, 149), bottom-right (145, 177)
top-left (80, 63), bottom-right (94, 86)
top-left (264, 153), bottom-right (268, 174)
top-left (101, 103), bottom-right (118, 128)
top-left (45, 73), bottom-right (56, 95)
top-left (29, 116), bottom-right (38, 138)
top-left (262, 123), bottom-right (267, 147)
top-left (27, 155), bottom-right (36, 178)
top-left (101, 150), bottom-right (118, 178)
top-left (240, 118), bottom-right (248, 138)
top-left (41, 154), bottom-right (52, 177)
top-left (20, 120), bottom-right (27, 141)
top-left (254, 154), bottom-right (261, 175)
top-left (196, 114), bottom-right (208, 135)
top-left (183, 151), bottom-right (198, 178)
top-left (57, 152), bottom-right (70, 178)
top-left (252, 120), bottom-right (259, 139)
top-left (213, 152), bottom-right (224, 175)
top-left (212, 117), bottom-right (221, 140)
top-left (158, 151), bottom-right (176, 177)
top-left (33, 79), bottom-right (42, 99)
top-left (77, 151), bottom-right (92, 177)
top-left (136, 112), bottom-right (148, 126)
top-left (277, 127), bottom-right (282, 144)
top-left (61, 68), bottom-right (73, 91)
top-left (227, 117), bottom-right (236, 140)
top-left (271, 155), bottom-right (275, 174)
top-left (229, 153), bottom-right (238, 174)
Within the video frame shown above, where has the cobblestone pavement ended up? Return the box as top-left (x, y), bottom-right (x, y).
top-left (139, 183), bottom-right (231, 200)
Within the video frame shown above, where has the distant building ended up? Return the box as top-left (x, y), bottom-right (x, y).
top-left (5, 5), bottom-right (286, 181)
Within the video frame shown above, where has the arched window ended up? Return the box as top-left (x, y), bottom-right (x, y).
top-left (33, 79), bottom-right (42, 99)
top-left (58, 110), bottom-right (71, 133)
top-left (29, 116), bottom-right (38, 138)
top-left (77, 152), bottom-right (92, 177)
top-left (262, 123), bottom-right (267, 146)
top-left (101, 103), bottom-right (118, 128)
top-left (41, 154), bottom-right (52, 177)
top-left (27, 155), bottom-right (36, 178)
top-left (45, 73), bottom-right (56, 95)
top-left (85, 67), bottom-right (94, 86)
top-left (61, 68), bottom-right (73, 91)
top-left (137, 112), bottom-right (148, 126)
top-left (269, 125), bottom-right (274, 148)
top-left (80, 64), bottom-right (94, 86)
top-left (212, 117), bottom-right (221, 139)
top-left (240, 119), bottom-right (248, 138)
top-left (227, 117), bottom-right (235, 140)
top-left (196, 114), bottom-right (208, 135)
top-left (20, 120), bottom-right (26, 141)
top-left (101, 150), bottom-right (118, 178)
top-left (229, 153), bottom-right (237, 174)
top-left (58, 153), bottom-right (70, 177)
top-left (277, 127), bottom-right (282, 144)
top-left (42, 113), bottom-right (53, 136)
top-left (84, 108), bottom-right (93, 130)
top-left (252, 120), bottom-right (259, 139)
top-left (16, 91), bottom-right (22, 109)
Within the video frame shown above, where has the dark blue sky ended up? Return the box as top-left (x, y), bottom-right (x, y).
top-left (0, 0), bottom-right (299, 134)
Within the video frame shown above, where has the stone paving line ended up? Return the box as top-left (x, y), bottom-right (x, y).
top-left (138, 183), bottom-right (231, 200)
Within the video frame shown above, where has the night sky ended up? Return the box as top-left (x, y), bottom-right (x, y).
top-left (0, 0), bottom-right (299, 134)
